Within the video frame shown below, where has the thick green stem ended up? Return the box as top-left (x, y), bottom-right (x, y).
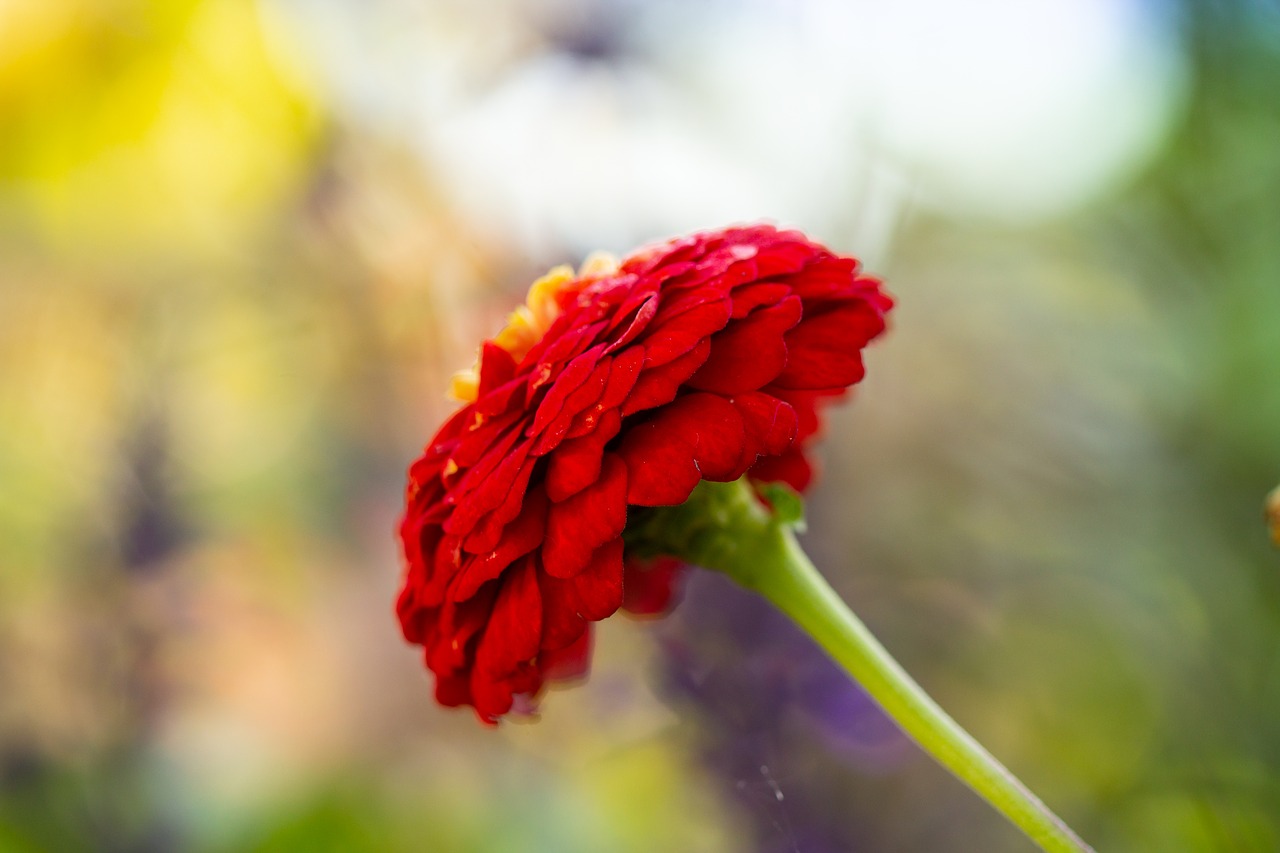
top-left (635, 479), bottom-right (1093, 852)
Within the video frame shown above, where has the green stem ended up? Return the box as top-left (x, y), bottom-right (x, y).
top-left (753, 525), bottom-right (1092, 852)
top-left (637, 479), bottom-right (1093, 852)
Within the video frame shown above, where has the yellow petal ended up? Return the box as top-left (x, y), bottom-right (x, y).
top-left (448, 369), bottom-right (479, 403)
top-left (493, 306), bottom-right (542, 361)
top-left (578, 251), bottom-right (619, 278)
top-left (526, 265), bottom-right (575, 329)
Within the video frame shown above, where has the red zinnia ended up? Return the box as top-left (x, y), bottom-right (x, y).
top-left (397, 225), bottom-right (892, 723)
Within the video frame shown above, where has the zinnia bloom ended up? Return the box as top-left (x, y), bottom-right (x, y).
top-left (397, 225), bottom-right (892, 723)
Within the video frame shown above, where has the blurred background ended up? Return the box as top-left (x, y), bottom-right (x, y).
top-left (1, 0), bottom-right (1278, 850)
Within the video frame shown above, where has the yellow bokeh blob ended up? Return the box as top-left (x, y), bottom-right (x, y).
top-left (0, 0), bottom-right (319, 250)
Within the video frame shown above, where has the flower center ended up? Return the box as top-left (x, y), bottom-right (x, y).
top-left (449, 252), bottom-right (620, 402)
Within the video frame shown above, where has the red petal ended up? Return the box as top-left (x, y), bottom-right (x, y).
top-left (792, 256), bottom-right (853, 296)
top-left (407, 450), bottom-right (451, 504)
top-left (572, 537), bottom-right (624, 621)
top-left (453, 488), bottom-right (549, 598)
top-left (545, 408), bottom-right (622, 502)
top-left (531, 355), bottom-right (613, 456)
top-left (524, 317), bottom-right (604, 379)
top-left (623, 237), bottom-right (699, 276)
top-left (396, 583), bottom-right (431, 644)
top-left (476, 376), bottom-right (527, 417)
top-left (752, 239), bottom-right (818, 278)
top-left (435, 672), bottom-right (474, 710)
top-left (419, 532), bottom-right (463, 607)
top-left (400, 509), bottom-right (440, 572)
top-left (616, 424), bottom-right (700, 506)
top-left (530, 344), bottom-right (607, 436)
top-left (539, 628), bottom-right (592, 680)
top-left (540, 575), bottom-right (586, 650)
top-left (729, 282), bottom-right (792, 318)
top-left (450, 409), bottom-right (523, 471)
top-left (786, 256), bottom-right (870, 302)
top-left (427, 581), bottom-right (497, 673)
top-left (732, 391), bottom-right (799, 461)
top-left (622, 556), bottom-right (687, 615)
top-left (445, 440), bottom-right (533, 538)
top-left (688, 295), bottom-right (802, 395)
top-left (542, 453), bottom-right (628, 577)
top-left (599, 346), bottom-right (645, 410)
top-left (682, 394), bottom-right (748, 481)
top-left (423, 405), bottom-right (473, 453)
top-left (622, 337), bottom-right (711, 416)
top-left (561, 346), bottom-right (642, 440)
top-left (469, 671), bottom-right (513, 724)
top-left (641, 296), bottom-right (732, 368)
top-left (477, 341), bottom-right (517, 396)
top-left (506, 662), bottom-right (542, 699)
top-left (618, 392), bottom-right (747, 505)
top-left (604, 292), bottom-right (658, 352)
top-left (762, 388), bottom-right (838, 442)
top-left (748, 448), bottom-right (813, 491)
top-left (537, 538), bottom-right (622, 650)
top-left (773, 301), bottom-right (884, 390)
top-left (462, 449), bottom-right (541, 553)
top-left (474, 558), bottom-right (542, 676)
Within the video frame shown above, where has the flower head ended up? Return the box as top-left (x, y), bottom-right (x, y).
top-left (397, 225), bottom-right (892, 723)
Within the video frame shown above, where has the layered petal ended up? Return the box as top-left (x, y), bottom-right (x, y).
top-left (396, 224), bottom-right (892, 723)
top-left (542, 453), bottom-right (628, 577)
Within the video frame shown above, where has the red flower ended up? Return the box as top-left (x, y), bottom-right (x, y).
top-left (397, 225), bottom-right (892, 723)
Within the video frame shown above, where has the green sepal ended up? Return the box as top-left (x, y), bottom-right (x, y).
top-left (623, 478), bottom-right (808, 588)
top-left (757, 481), bottom-right (807, 532)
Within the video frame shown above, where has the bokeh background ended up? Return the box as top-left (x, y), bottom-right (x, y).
top-left (2, 0), bottom-right (1278, 850)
